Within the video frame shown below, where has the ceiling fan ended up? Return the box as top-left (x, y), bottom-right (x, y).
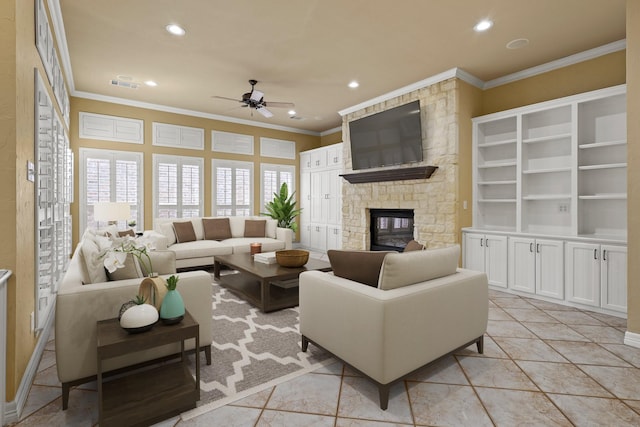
top-left (212, 79), bottom-right (294, 118)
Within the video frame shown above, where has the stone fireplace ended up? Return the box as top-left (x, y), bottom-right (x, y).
top-left (339, 77), bottom-right (467, 250)
top-left (370, 209), bottom-right (414, 251)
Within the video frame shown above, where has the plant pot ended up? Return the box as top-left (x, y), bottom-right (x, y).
top-left (160, 289), bottom-right (185, 325)
top-left (119, 303), bottom-right (159, 333)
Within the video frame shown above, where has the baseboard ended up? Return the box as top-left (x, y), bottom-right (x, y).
top-left (3, 302), bottom-right (55, 424)
top-left (624, 331), bottom-right (640, 349)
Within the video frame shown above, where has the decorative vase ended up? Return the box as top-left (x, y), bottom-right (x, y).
top-left (160, 289), bottom-right (185, 325)
top-left (119, 303), bottom-right (159, 333)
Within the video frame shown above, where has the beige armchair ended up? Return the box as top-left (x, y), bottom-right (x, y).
top-left (299, 246), bottom-right (488, 409)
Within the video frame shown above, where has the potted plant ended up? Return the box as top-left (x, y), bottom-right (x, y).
top-left (262, 182), bottom-right (302, 232)
top-left (160, 275), bottom-right (185, 324)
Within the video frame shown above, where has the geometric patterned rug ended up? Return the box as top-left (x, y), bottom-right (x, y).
top-left (182, 280), bottom-right (334, 420)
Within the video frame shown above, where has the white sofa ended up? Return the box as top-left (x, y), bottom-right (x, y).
top-left (55, 236), bottom-right (213, 410)
top-left (150, 216), bottom-right (293, 269)
top-left (299, 246), bottom-right (488, 410)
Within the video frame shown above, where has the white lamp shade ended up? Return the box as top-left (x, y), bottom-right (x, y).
top-left (93, 202), bottom-right (131, 222)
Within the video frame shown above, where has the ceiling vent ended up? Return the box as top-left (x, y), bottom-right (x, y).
top-left (110, 79), bottom-right (140, 89)
top-left (289, 116), bottom-right (305, 120)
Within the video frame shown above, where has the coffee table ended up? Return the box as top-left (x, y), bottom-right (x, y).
top-left (214, 253), bottom-right (331, 312)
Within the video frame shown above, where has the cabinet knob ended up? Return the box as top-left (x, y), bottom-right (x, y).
top-left (530, 243), bottom-right (534, 253)
top-left (480, 238), bottom-right (483, 247)
top-left (594, 249), bottom-right (598, 260)
top-left (603, 250), bottom-right (607, 261)
top-left (536, 244), bottom-right (540, 253)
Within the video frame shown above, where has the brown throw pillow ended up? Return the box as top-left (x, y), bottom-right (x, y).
top-left (327, 250), bottom-right (395, 288)
top-left (203, 218), bottom-right (232, 240)
top-left (118, 229), bottom-right (136, 237)
top-left (244, 220), bottom-right (266, 238)
top-left (173, 221), bottom-right (196, 243)
top-left (403, 240), bottom-right (424, 252)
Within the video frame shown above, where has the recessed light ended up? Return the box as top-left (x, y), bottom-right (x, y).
top-left (165, 24), bottom-right (186, 36)
top-left (288, 110), bottom-right (296, 116)
top-left (348, 80), bottom-right (359, 89)
top-left (144, 80), bottom-right (158, 87)
top-left (506, 38), bottom-right (529, 49)
top-left (474, 19), bottom-right (493, 32)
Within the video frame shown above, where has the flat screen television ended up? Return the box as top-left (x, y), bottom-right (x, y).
top-left (348, 100), bottom-right (423, 171)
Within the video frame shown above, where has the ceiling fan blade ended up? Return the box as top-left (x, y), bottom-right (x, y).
top-left (250, 90), bottom-right (264, 102)
top-left (265, 101), bottom-right (295, 108)
top-left (212, 95), bottom-right (243, 103)
top-left (256, 106), bottom-right (273, 118)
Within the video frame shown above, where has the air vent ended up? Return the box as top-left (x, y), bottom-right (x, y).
top-left (289, 116), bottom-right (305, 120)
top-left (110, 79), bottom-right (140, 89)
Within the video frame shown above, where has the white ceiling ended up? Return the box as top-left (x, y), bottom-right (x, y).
top-left (57, 0), bottom-right (626, 134)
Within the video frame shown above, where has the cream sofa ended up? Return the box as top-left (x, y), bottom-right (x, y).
top-left (150, 216), bottom-right (293, 269)
top-left (55, 236), bottom-right (213, 410)
top-left (299, 246), bottom-right (488, 410)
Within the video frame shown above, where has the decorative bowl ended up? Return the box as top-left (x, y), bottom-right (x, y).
top-left (275, 250), bottom-right (309, 267)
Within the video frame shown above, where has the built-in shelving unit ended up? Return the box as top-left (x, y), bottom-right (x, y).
top-left (466, 85), bottom-right (627, 317)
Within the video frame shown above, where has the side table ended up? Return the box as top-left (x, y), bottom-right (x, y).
top-left (97, 310), bottom-right (200, 427)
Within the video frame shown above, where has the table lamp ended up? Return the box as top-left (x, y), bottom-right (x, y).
top-left (93, 202), bottom-right (131, 226)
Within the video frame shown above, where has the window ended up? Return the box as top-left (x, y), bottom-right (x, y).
top-left (153, 154), bottom-right (204, 221)
top-left (79, 148), bottom-right (143, 233)
top-left (212, 159), bottom-right (253, 216)
top-left (260, 163), bottom-right (295, 211)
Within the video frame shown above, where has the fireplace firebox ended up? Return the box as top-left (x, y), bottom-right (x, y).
top-left (370, 209), bottom-right (414, 251)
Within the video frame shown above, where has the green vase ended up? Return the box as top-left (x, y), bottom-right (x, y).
top-left (160, 289), bottom-right (185, 325)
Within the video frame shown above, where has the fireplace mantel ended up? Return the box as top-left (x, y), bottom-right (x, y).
top-left (340, 166), bottom-right (438, 184)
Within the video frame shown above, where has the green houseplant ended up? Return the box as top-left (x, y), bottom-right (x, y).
top-left (262, 182), bottom-right (302, 232)
top-left (160, 275), bottom-right (185, 325)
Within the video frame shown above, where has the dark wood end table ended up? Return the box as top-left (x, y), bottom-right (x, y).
top-left (97, 310), bottom-right (200, 427)
top-left (214, 253), bottom-right (331, 312)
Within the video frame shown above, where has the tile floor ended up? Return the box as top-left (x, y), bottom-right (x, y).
top-left (10, 289), bottom-right (640, 426)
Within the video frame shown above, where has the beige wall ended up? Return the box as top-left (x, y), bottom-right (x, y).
top-left (70, 98), bottom-right (323, 246)
top-left (0, 0), bottom-right (62, 400)
top-left (626, 0), bottom-right (639, 335)
top-left (457, 81), bottom-right (484, 246)
top-left (320, 131), bottom-right (342, 146)
top-left (481, 51), bottom-right (626, 115)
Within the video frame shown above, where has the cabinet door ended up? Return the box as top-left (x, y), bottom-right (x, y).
top-left (565, 242), bottom-right (600, 307)
top-left (309, 224), bottom-right (327, 251)
top-left (463, 233), bottom-right (485, 273)
top-left (326, 144), bottom-right (342, 167)
top-left (485, 234), bottom-right (508, 288)
top-left (310, 172), bottom-right (323, 223)
top-left (601, 244), bottom-right (627, 313)
top-left (300, 224), bottom-right (311, 248)
top-left (300, 172), bottom-right (310, 225)
top-left (300, 152), bottom-right (312, 172)
top-left (535, 239), bottom-right (564, 299)
top-left (325, 170), bottom-right (341, 225)
top-left (310, 150), bottom-right (326, 169)
top-left (326, 226), bottom-right (341, 251)
top-left (508, 237), bottom-right (536, 294)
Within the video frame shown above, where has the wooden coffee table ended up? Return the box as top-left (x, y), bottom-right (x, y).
top-left (214, 253), bottom-right (331, 312)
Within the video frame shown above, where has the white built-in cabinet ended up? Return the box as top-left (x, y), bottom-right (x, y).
top-left (299, 144), bottom-right (343, 251)
top-left (465, 85), bottom-right (627, 316)
top-left (508, 237), bottom-right (564, 299)
top-left (463, 233), bottom-right (508, 288)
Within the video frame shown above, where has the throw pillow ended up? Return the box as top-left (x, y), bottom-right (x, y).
top-left (107, 253), bottom-right (144, 281)
top-left (80, 238), bottom-right (108, 284)
top-left (159, 222), bottom-right (177, 245)
top-left (118, 229), bottom-right (136, 238)
top-left (203, 218), bottom-right (232, 240)
top-left (403, 240), bottom-right (425, 252)
top-left (327, 250), bottom-right (395, 288)
top-left (173, 221), bottom-right (197, 243)
top-left (244, 219), bottom-right (266, 238)
top-left (378, 245), bottom-right (460, 290)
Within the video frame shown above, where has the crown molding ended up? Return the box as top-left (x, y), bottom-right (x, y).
top-left (483, 39), bottom-right (626, 89)
top-left (73, 91), bottom-right (321, 136)
top-left (320, 126), bottom-right (342, 136)
top-left (47, 0), bottom-right (75, 93)
top-left (339, 68), bottom-right (467, 116)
